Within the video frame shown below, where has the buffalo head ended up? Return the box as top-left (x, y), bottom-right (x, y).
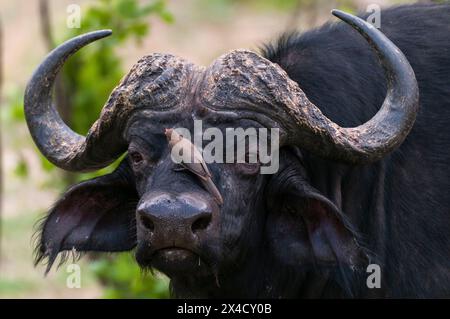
top-left (25, 11), bottom-right (418, 296)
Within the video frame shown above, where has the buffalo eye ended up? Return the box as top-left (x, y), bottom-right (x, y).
top-left (129, 151), bottom-right (144, 166)
top-left (236, 152), bottom-right (260, 175)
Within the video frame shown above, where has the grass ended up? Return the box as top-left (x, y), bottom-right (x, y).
top-left (0, 210), bottom-right (102, 298)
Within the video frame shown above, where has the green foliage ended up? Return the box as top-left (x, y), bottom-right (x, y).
top-left (4, 87), bottom-right (25, 122)
top-left (89, 253), bottom-right (170, 299)
top-left (54, 0), bottom-right (173, 185)
top-left (195, 0), bottom-right (310, 14)
top-left (60, 0), bottom-right (173, 135)
top-left (14, 156), bottom-right (28, 178)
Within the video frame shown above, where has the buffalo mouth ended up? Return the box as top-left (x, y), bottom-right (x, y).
top-left (139, 247), bottom-right (207, 276)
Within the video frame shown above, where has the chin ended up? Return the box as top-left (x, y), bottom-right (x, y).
top-left (135, 246), bottom-right (213, 278)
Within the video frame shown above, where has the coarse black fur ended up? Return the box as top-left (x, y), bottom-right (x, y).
top-left (262, 3), bottom-right (450, 297)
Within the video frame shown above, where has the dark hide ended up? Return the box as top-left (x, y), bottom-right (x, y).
top-left (262, 3), bottom-right (450, 297)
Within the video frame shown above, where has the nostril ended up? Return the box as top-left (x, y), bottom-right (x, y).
top-left (140, 215), bottom-right (155, 232)
top-left (191, 214), bottom-right (212, 233)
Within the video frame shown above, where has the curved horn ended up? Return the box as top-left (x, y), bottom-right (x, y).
top-left (24, 30), bottom-right (128, 171)
top-left (281, 10), bottom-right (419, 163)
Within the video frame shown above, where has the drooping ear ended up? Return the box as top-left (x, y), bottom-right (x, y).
top-left (265, 165), bottom-right (369, 272)
top-left (35, 158), bottom-right (139, 273)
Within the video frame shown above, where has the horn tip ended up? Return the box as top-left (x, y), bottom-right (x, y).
top-left (96, 29), bottom-right (113, 37)
top-left (331, 9), bottom-right (362, 28)
top-left (331, 9), bottom-right (346, 19)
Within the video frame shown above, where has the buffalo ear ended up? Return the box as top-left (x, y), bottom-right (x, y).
top-left (266, 178), bottom-right (368, 270)
top-left (35, 159), bottom-right (138, 273)
top-left (295, 191), bottom-right (367, 267)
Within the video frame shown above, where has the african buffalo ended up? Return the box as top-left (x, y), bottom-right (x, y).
top-left (24, 4), bottom-right (450, 298)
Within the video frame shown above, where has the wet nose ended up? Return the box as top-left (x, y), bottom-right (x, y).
top-left (137, 193), bottom-right (213, 235)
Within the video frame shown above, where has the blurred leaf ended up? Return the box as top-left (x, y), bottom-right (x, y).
top-left (14, 157), bottom-right (28, 178)
top-left (75, 154), bottom-right (126, 182)
top-left (90, 253), bottom-right (170, 299)
top-left (39, 154), bottom-right (56, 172)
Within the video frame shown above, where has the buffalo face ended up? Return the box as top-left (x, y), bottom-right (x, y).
top-left (127, 121), bottom-right (268, 278)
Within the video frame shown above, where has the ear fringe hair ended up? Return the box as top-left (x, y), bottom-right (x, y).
top-left (33, 210), bottom-right (86, 275)
top-left (32, 212), bottom-right (56, 274)
top-left (32, 202), bottom-right (71, 274)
